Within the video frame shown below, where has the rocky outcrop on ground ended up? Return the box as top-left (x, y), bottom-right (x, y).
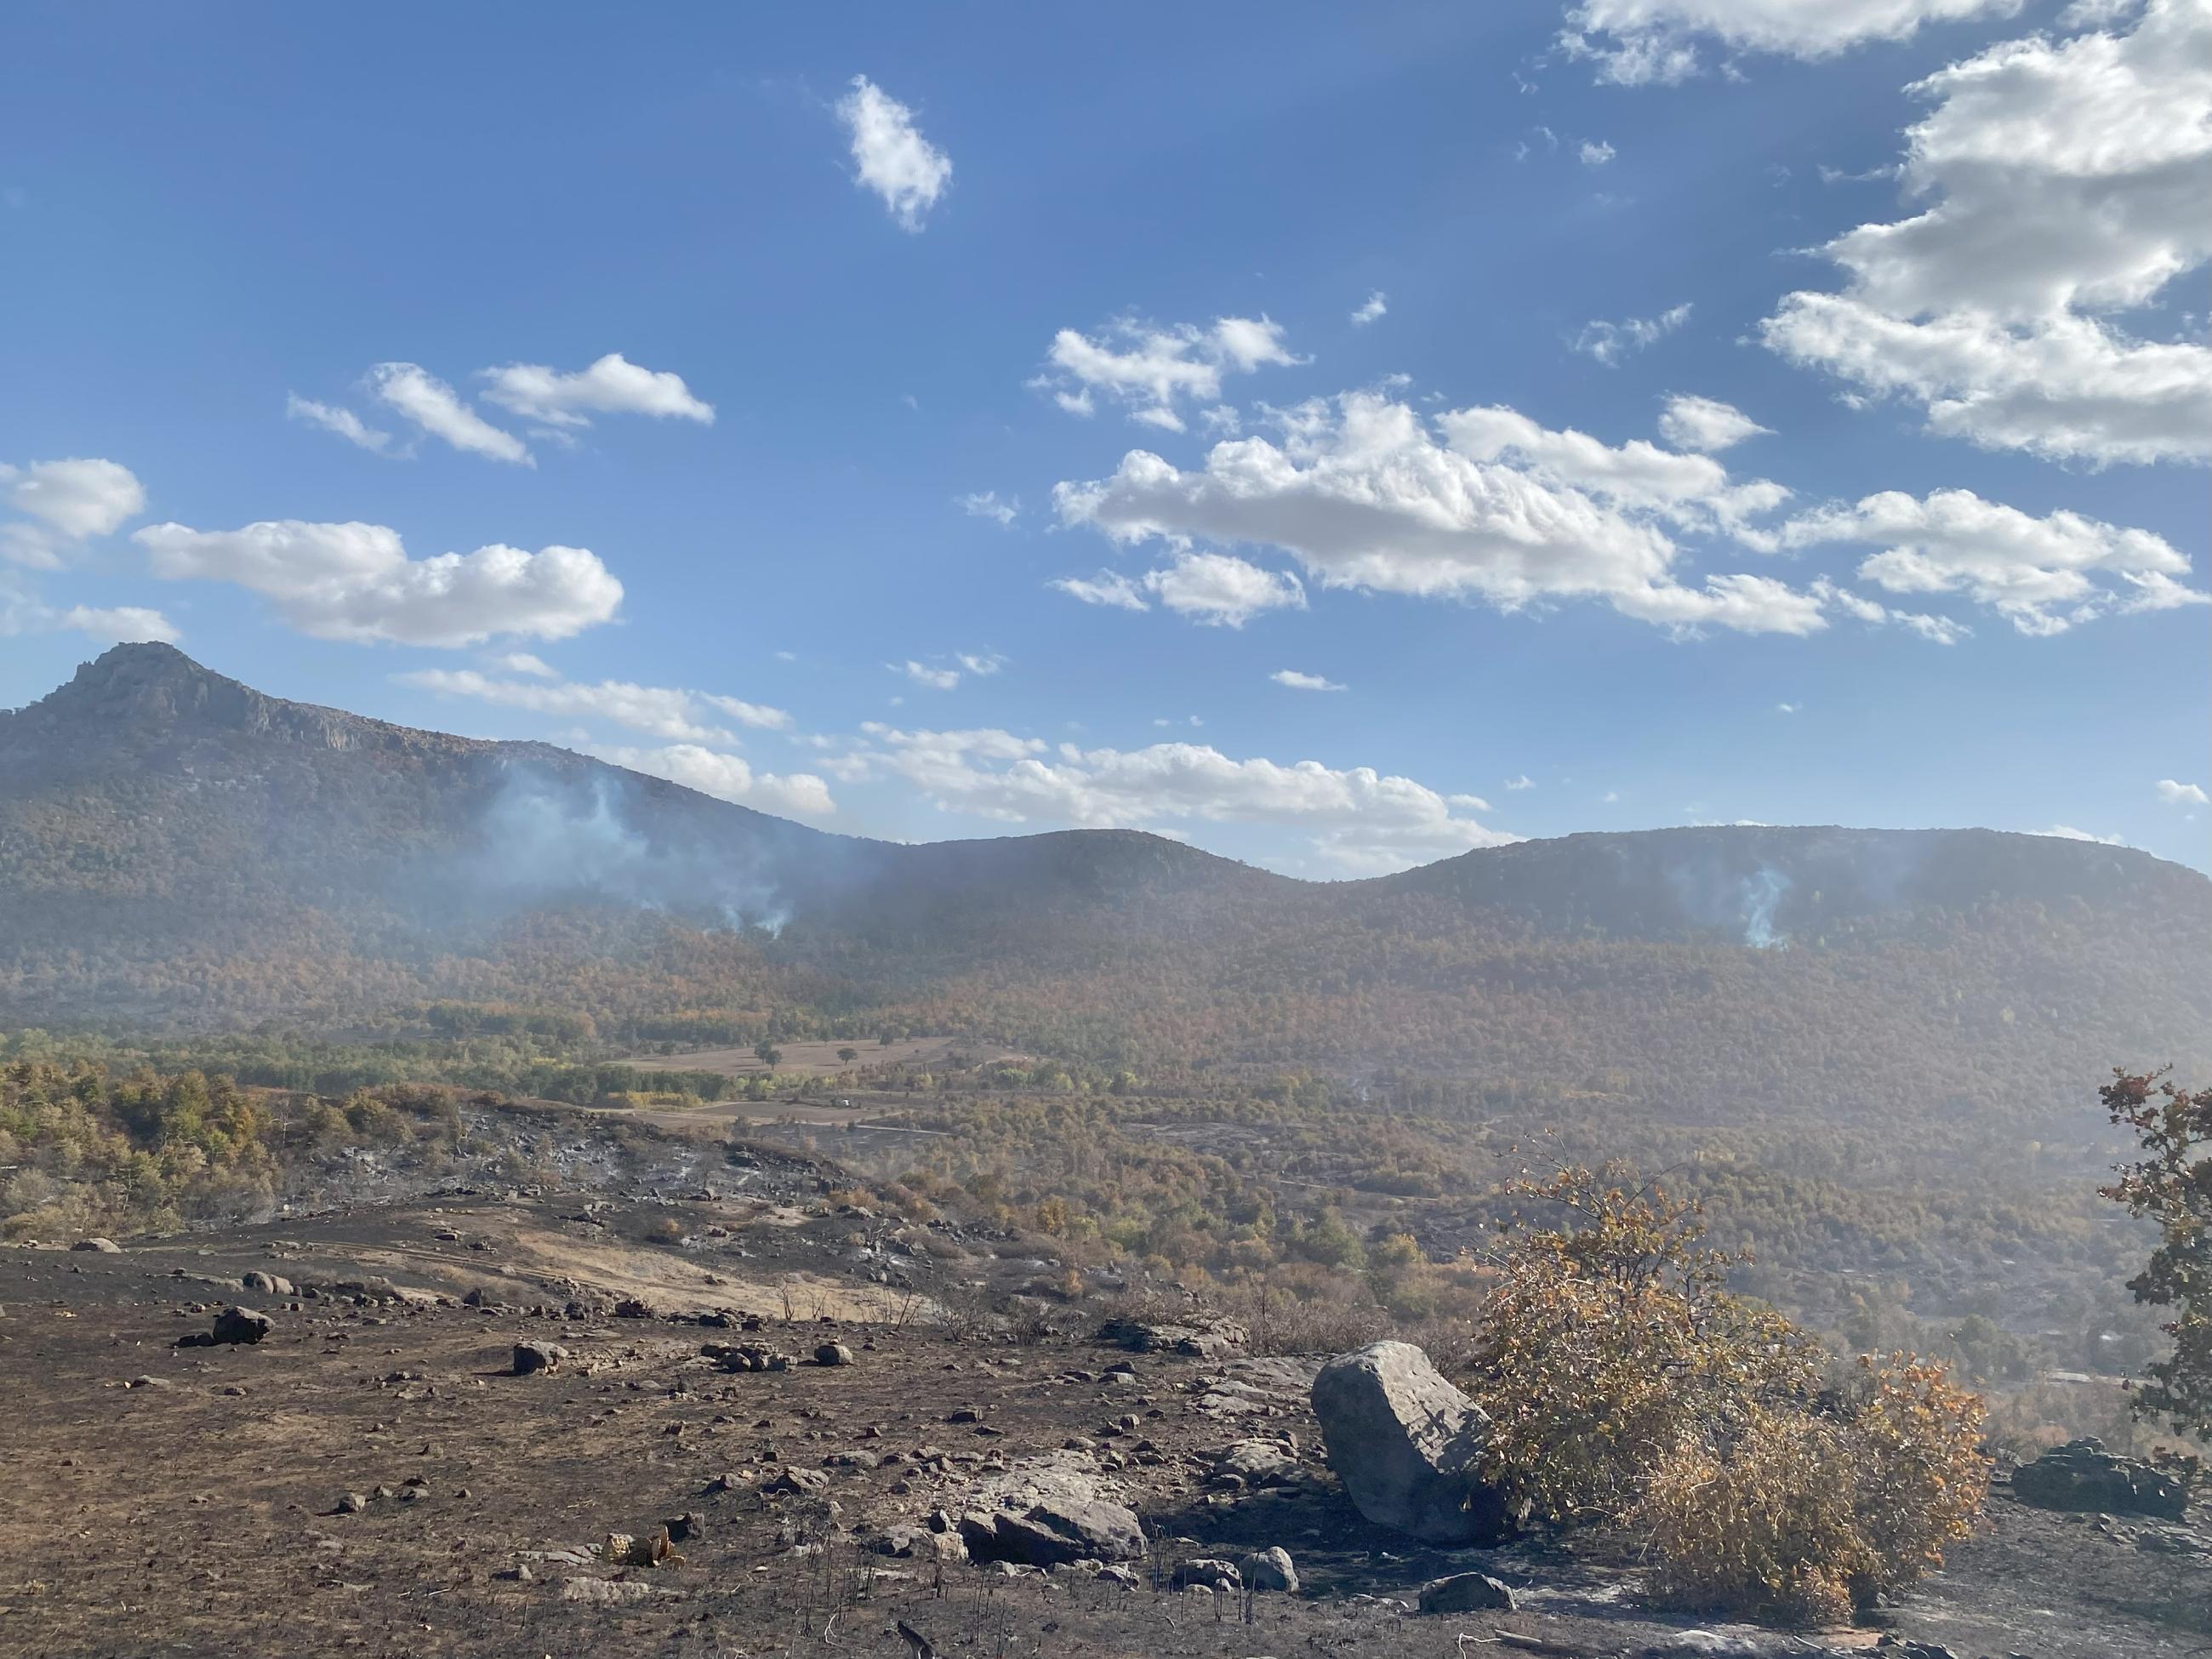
top-left (1310, 1340), bottom-right (1523, 1544)
top-left (2013, 1439), bottom-right (2189, 1519)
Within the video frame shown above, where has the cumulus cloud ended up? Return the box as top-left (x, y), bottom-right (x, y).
top-left (833, 722), bottom-right (1517, 873)
top-left (1054, 391), bottom-right (1825, 637)
top-left (479, 353), bottom-right (714, 430)
top-left (1782, 487), bottom-right (2205, 633)
top-left (1048, 554), bottom-right (1305, 627)
top-left (1272, 669), bottom-right (1348, 691)
top-left (1761, 0), bottom-right (2212, 465)
top-left (589, 743), bottom-right (835, 818)
top-left (959, 491), bottom-right (1019, 525)
top-left (286, 394), bottom-right (394, 453)
top-left (1579, 139), bottom-right (1617, 165)
top-left (1506, 774), bottom-right (1536, 790)
top-left (134, 520), bottom-right (622, 646)
top-left (2155, 778), bottom-right (2209, 806)
top-left (1, 457), bottom-right (147, 567)
top-left (55, 603), bottom-right (180, 643)
top-left (486, 651), bottom-right (557, 677)
top-left (836, 75), bottom-right (951, 231)
top-left (397, 668), bottom-right (788, 743)
top-left (1351, 291), bottom-right (1389, 327)
top-left (1572, 303), bottom-right (1691, 366)
top-left (1049, 569), bottom-right (1151, 612)
top-left (1657, 393), bottom-right (1771, 452)
top-left (895, 660), bottom-right (961, 690)
top-left (367, 363), bottom-right (533, 465)
top-left (1560, 0), bottom-right (2020, 83)
top-left (1035, 315), bottom-right (1298, 430)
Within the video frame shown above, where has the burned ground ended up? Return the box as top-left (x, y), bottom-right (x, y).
top-left (3, 1176), bottom-right (2207, 1659)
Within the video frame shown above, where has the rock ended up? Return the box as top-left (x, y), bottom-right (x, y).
top-left (209, 1305), bottom-right (273, 1345)
top-left (1097, 1314), bottom-right (1246, 1356)
top-left (1239, 1546), bottom-right (1298, 1593)
top-left (814, 1342), bottom-right (855, 1366)
top-left (2013, 1438), bottom-right (2188, 1519)
top-left (72, 1237), bottom-right (122, 1253)
top-left (664, 1511), bottom-right (705, 1542)
top-left (512, 1341), bottom-right (569, 1376)
top-left (242, 1270), bottom-right (294, 1296)
top-left (1095, 1563), bottom-right (1138, 1588)
top-left (559, 1576), bottom-right (658, 1605)
top-left (337, 1491), bottom-right (368, 1514)
top-left (764, 1468), bottom-right (830, 1497)
top-left (1417, 1571), bottom-right (1517, 1614)
top-left (1214, 1439), bottom-right (1298, 1488)
top-left (1310, 1341), bottom-right (1521, 1544)
top-left (877, 1524), bottom-right (967, 1563)
top-left (1172, 1558), bottom-right (1242, 1592)
top-left (1026, 1497), bottom-right (1145, 1562)
top-left (613, 1297), bottom-right (654, 1320)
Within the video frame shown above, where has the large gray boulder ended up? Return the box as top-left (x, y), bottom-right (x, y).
top-left (2014, 1438), bottom-right (2188, 1519)
top-left (1310, 1341), bottom-right (1521, 1544)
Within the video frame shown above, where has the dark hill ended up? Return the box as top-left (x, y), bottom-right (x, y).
top-left (3, 644), bottom-right (2207, 1152)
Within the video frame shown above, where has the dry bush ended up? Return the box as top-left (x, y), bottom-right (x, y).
top-left (1639, 1356), bottom-right (1987, 1624)
top-left (1469, 1163), bottom-right (1988, 1624)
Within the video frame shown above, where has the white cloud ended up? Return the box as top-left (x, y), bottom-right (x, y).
top-left (959, 491), bottom-right (1019, 526)
top-left (55, 603), bottom-right (180, 644)
top-left (1782, 487), bottom-right (2205, 633)
top-left (1505, 774), bottom-right (1536, 790)
top-left (1777, 700), bottom-right (1800, 713)
top-left (1035, 315), bottom-right (1298, 431)
top-left (134, 520), bottom-right (621, 646)
top-left (2043, 823), bottom-right (2125, 843)
top-left (1579, 139), bottom-right (1617, 166)
top-left (286, 394), bottom-right (394, 453)
top-left (1050, 569), bottom-right (1151, 612)
top-left (1351, 291), bottom-right (1389, 327)
top-left (367, 362), bottom-right (532, 465)
top-left (1761, 0), bottom-right (2212, 465)
top-left (955, 652), bottom-right (1006, 677)
top-left (1143, 550), bottom-right (1306, 626)
top-left (895, 660), bottom-right (962, 690)
top-left (2156, 778), bottom-right (2209, 806)
top-left (1047, 553), bottom-right (1307, 627)
top-left (486, 651), bottom-right (557, 677)
top-left (478, 352), bottom-right (714, 430)
top-left (1561, 0), bottom-right (2020, 83)
top-left (1657, 393), bottom-right (1771, 452)
top-left (1572, 303), bottom-right (1692, 367)
top-left (397, 668), bottom-right (787, 742)
top-left (836, 75), bottom-right (951, 231)
top-left (1055, 391), bottom-right (1825, 637)
top-left (838, 722), bottom-right (1518, 873)
top-left (1, 457), bottom-right (147, 567)
top-left (591, 743), bottom-right (835, 818)
top-left (1272, 669), bottom-right (1348, 691)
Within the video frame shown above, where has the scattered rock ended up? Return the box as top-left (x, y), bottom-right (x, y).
top-left (242, 1270), bottom-right (294, 1296)
top-left (336, 1491), bottom-right (368, 1514)
top-left (182, 1305), bottom-right (273, 1347)
top-left (2013, 1438), bottom-right (2188, 1519)
top-left (1239, 1546), bottom-right (1298, 1593)
top-left (1172, 1558), bottom-right (1242, 1592)
top-left (613, 1297), bottom-right (654, 1320)
top-left (814, 1342), bottom-right (855, 1367)
top-left (559, 1576), bottom-right (659, 1605)
top-left (1417, 1570), bottom-right (1517, 1613)
top-left (512, 1341), bottom-right (569, 1376)
top-left (764, 1468), bottom-right (830, 1497)
top-left (71, 1237), bottom-right (122, 1253)
top-left (1097, 1314), bottom-right (1246, 1357)
top-left (1213, 1439), bottom-right (1298, 1488)
top-left (1310, 1341), bottom-right (1521, 1545)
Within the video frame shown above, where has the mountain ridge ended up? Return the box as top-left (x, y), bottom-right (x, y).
top-left (2, 643), bottom-right (2206, 1151)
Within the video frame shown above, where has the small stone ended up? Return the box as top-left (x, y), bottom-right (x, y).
top-left (337, 1492), bottom-right (368, 1514)
top-left (1417, 1571), bottom-right (1517, 1614)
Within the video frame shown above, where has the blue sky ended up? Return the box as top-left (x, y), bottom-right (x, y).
top-left (3, 0), bottom-right (2207, 875)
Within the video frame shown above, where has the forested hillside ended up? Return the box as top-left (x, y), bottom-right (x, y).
top-left (4, 644), bottom-right (2207, 1157)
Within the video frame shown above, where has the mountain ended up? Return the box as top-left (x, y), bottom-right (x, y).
top-left (4, 644), bottom-right (2208, 1154)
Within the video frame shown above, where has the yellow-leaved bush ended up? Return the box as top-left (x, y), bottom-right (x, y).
top-left (1468, 1164), bottom-right (1989, 1625)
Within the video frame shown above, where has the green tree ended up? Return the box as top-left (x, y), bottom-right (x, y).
top-left (2100, 1066), bottom-right (2212, 1437)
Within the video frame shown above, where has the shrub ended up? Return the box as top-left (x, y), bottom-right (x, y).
top-left (1468, 1162), bottom-right (1987, 1623)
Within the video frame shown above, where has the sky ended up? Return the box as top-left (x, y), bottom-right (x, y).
top-left (2, 0), bottom-right (2207, 877)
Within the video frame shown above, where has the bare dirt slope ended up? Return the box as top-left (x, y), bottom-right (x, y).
top-left (3, 1211), bottom-right (2206, 1659)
